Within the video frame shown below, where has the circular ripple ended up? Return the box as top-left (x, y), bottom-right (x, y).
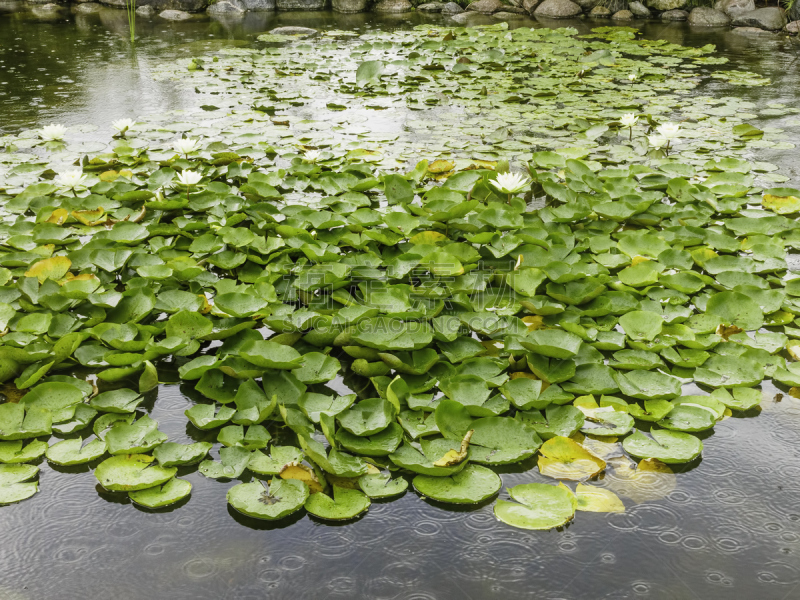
top-left (558, 540), bottom-right (578, 553)
top-left (326, 576), bottom-right (355, 594)
top-left (413, 520), bottom-right (442, 537)
top-left (713, 488), bottom-right (747, 505)
top-left (632, 582), bottom-right (650, 595)
top-left (681, 535), bottom-right (707, 551)
top-left (658, 530), bottom-right (682, 545)
top-left (182, 558), bottom-right (216, 579)
top-left (278, 555), bottom-right (306, 571)
top-left (667, 490), bottom-right (692, 504)
top-left (144, 543), bottom-right (164, 556)
top-left (53, 546), bottom-right (87, 563)
top-left (463, 510), bottom-right (498, 533)
top-left (257, 569), bottom-right (281, 583)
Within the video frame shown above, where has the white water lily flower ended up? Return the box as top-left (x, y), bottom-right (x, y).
top-left (628, 73), bottom-right (637, 81)
top-left (176, 171), bottom-right (202, 186)
top-left (620, 113), bottom-right (638, 128)
top-left (39, 124), bottom-right (67, 141)
top-left (648, 135), bottom-right (667, 149)
top-left (173, 138), bottom-right (200, 155)
top-left (657, 122), bottom-right (680, 139)
top-left (304, 150), bottom-right (321, 162)
top-left (490, 171), bottom-right (530, 195)
top-left (112, 118), bottom-right (135, 133)
top-left (56, 169), bottom-right (87, 190)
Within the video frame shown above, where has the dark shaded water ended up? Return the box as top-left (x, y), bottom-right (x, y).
top-left (2, 5), bottom-right (800, 599)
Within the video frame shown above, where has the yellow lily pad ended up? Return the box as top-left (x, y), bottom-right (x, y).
top-left (575, 483), bottom-right (625, 513)
top-left (763, 193), bottom-right (800, 215)
top-left (279, 462), bottom-right (324, 494)
top-left (427, 159), bottom-right (455, 174)
top-left (537, 436), bottom-right (606, 481)
top-left (24, 256), bottom-right (71, 283)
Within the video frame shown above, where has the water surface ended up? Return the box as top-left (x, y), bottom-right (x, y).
top-left (1, 7), bottom-right (800, 599)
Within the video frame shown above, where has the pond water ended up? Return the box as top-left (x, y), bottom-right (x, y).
top-left (2, 5), bottom-right (800, 599)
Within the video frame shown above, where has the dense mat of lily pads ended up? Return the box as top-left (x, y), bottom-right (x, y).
top-left (0, 23), bottom-right (798, 528)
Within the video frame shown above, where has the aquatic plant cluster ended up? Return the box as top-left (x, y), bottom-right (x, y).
top-left (0, 24), bottom-right (797, 528)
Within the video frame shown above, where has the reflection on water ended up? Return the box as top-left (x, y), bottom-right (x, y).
top-left (1, 6), bottom-right (800, 599)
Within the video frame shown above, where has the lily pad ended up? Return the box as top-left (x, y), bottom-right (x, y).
top-left (575, 483), bottom-right (625, 513)
top-left (494, 483), bottom-right (576, 530)
top-left (622, 428), bottom-right (702, 464)
top-left (227, 478), bottom-right (309, 521)
top-left (358, 471), bottom-right (409, 498)
top-left (304, 485), bottom-right (371, 521)
top-left (413, 464), bottom-right (500, 504)
top-left (128, 477), bottom-right (192, 508)
top-left (90, 388), bottom-right (144, 414)
top-left (537, 436), bottom-right (606, 481)
top-left (0, 482), bottom-right (38, 505)
top-left (46, 437), bottom-right (106, 466)
top-left (95, 454), bottom-right (177, 491)
top-left (153, 442), bottom-right (212, 467)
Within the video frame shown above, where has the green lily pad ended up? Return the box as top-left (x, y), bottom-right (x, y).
top-left (705, 291), bottom-right (763, 331)
top-left (693, 354), bottom-right (765, 388)
top-left (248, 445), bottom-right (304, 475)
top-left (389, 441), bottom-right (468, 477)
top-left (518, 405), bottom-right (585, 439)
top-left (0, 404), bottom-right (52, 440)
top-left (199, 446), bottom-right (252, 479)
top-left (232, 379), bottom-right (277, 425)
top-left (304, 485), bottom-right (371, 521)
top-left (239, 340), bottom-right (304, 370)
top-left (337, 398), bottom-right (394, 437)
top-left (20, 381), bottom-right (84, 422)
top-left (129, 477), bottom-right (192, 508)
top-left (153, 442), bottom-right (212, 467)
top-left (0, 482), bottom-right (38, 505)
top-left (622, 428), bottom-right (702, 464)
top-left (185, 403), bottom-right (236, 430)
top-left (336, 422), bottom-right (403, 457)
top-left (521, 329), bottom-right (582, 359)
top-left (413, 464), bottom-right (500, 504)
top-left (494, 483), bottom-right (576, 530)
top-left (711, 387), bottom-right (761, 411)
top-left (90, 389), bottom-right (144, 413)
top-left (292, 353), bottom-right (341, 384)
top-left (46, 437), bottom-right (106, 466)
top-left (218, 425), bottom-right (271, 450)
top-left (614, 370), bottom-right (682, 400)
top-left (469, 417), bottom-right (543, 465)
top-left (227, 478), bottom-right (309, 520)
top-left (0, 464), bottom-right (38, 485)
top-left (0, 440), bottom-right (48, 463)
top-left (298, 392), bottom-right (354, 423)
top-left (657, 405), bottom-right (716, 433)
top-left (618, 311), bottom-right (663, 341)
top-left (105, 415), bottom-right (168, 455)
top-left (358, 471), bottom-right (409, 498)
top-left (95, 454), bottom-right (177, 491)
